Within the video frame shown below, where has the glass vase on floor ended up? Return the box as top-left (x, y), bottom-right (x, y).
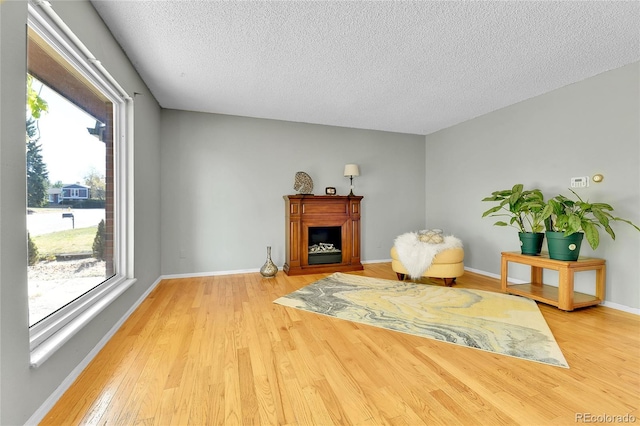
top-left (260, 246), bottom-right (278, 278)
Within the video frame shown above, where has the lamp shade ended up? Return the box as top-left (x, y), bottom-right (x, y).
top-left (343, 164), bottom-right (360, 177)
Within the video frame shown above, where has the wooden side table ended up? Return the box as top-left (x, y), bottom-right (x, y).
top-left (501, 251), bottom-right (606, 311)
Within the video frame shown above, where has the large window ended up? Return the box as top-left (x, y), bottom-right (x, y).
top-left (27, 1), bottom-right (135, 367)
top-left (27, 72), bottom-right (113, 326)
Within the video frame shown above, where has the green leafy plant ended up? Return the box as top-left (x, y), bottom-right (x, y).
top-left (27, 74), bottom-right (49, 119)
top-left (27, 232), bottom-right (39, 266)
top-left (482, 184), bottom-right (552, 233)
top-left (92, 219), bottom-right (105, 260)
top-left (546, 189), bottom-right (640, 250)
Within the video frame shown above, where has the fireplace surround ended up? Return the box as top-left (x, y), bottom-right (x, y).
top-left (284, 195), bottom-right (363, 275)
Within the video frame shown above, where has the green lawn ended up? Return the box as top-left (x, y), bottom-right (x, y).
top-left (32, 226), bottom-right (97, 257)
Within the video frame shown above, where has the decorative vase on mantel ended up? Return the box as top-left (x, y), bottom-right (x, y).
top-left (260, 246), bottom-right (278, 278)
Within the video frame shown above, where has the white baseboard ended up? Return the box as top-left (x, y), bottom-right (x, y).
top-left (162, 260), bottom-right (393, 279)
top-left (161, 268), bottom-right (260, 280)
top-left (27, 276), bottom-right (164, 426)
top-left (600, 301), bottom-right (640, 315)
top-left (94, 260), bottom-right (396, 286)
top-left (464, 266), bottom-right (500, 280)
top-left (464, 266), bottom-right (527, 284)
top-left (362, 258), bottom-right (392, 264)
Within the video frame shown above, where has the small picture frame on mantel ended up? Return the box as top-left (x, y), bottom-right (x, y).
top-left (325, 187), bottom-right (337, 195)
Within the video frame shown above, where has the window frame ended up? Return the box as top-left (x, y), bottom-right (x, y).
top-left (27, 0), bottom-right (135, 367)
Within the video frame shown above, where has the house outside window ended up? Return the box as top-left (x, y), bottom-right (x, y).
top-left (61, 184), bottom-right (90, 200)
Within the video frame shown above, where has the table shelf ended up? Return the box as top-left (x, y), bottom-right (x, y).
top-left (505, 283), bottom-right (601, 310)
top-left (501, 252), bottom-right (606, 311)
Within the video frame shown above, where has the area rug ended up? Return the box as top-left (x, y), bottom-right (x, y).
top-left (274, 273), bottom-right (568, 368)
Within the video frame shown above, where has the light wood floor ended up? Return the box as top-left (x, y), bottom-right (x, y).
top-left (41, 263), bottom-right (639, 425)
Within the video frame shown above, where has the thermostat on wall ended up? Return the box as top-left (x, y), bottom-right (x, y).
top-left (570, 176), bottom-right (590, 188)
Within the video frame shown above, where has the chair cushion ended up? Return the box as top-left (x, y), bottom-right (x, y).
top-left (390, 246), bottom-right (464, 264)
top-left (390, 246), bottom-right (465, 279)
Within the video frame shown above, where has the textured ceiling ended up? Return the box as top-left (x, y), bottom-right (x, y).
top-left (90, 1), bottom-right (639, 135)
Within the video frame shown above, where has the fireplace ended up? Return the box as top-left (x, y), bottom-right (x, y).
top-left (284, 195), bottom-right (363, 275)
top-left (308, 226), bottom-right (342, 265)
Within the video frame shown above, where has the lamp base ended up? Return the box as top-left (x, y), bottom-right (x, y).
top-left (347, 175), bottom-right (355, 196)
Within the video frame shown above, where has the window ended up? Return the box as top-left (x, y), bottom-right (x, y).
top-left (27, 76), bottom-right (112, 325)
top-left (27, 1), bottom-right (135, 367)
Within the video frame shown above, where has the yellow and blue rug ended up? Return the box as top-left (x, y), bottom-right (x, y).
top-left (274, 273), bottom-right (568, 368)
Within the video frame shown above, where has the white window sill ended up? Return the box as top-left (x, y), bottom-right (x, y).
top-left (30, 277), bottom-right (136, 368)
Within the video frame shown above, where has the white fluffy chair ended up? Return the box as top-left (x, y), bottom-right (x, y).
top-left (390, 232), bottom-right (465, 286)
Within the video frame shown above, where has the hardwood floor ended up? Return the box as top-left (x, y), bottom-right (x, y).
top-left (41, 263), bottom-right (639, 425)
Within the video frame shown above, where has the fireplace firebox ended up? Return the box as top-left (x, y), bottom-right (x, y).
top-left (308, 226), bottom-right (342, 265)
top-left (284, 195), bottom-right (363, 275)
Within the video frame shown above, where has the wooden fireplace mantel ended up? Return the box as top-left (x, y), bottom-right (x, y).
top-left (283, 195), bottom-right (364, 275)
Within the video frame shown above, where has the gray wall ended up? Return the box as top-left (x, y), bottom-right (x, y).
top-left (0, 1), bottom-right (162, 424)
top-left (1, 0), bottom-right (637, 422)
top-left (160, 111), bottom-right (426, 275)
top-left (425, 62), bottom-right (640, 309)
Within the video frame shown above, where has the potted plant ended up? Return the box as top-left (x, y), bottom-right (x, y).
top-left (482, 184), bottom-right (552, 255)
top-left (545, 189), bottom-right (640, 260)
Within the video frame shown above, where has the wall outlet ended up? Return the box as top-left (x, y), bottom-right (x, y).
top-left (179, 249), bottom-right (186, 259)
